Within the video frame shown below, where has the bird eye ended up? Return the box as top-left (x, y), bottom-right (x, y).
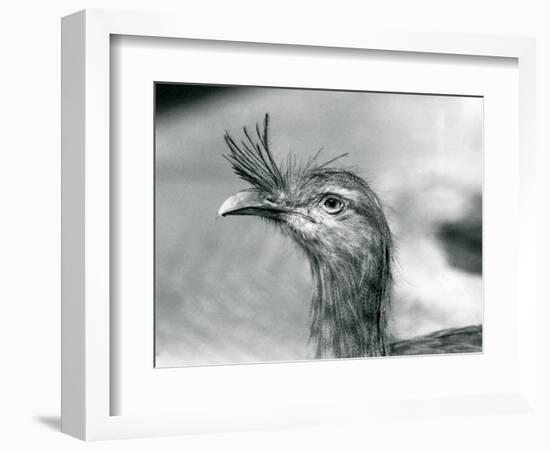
top-left (320, 196), bottom-right (345, 215)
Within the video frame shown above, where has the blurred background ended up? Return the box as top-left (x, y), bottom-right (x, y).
top-left (155, 83), bottom-right (482, 367)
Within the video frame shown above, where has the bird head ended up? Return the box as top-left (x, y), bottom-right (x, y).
top-left (218, 115), bottom-right (391, 266)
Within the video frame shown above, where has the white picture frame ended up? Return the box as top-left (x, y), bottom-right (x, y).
top-left (61, 9), bottom-right (537, 441)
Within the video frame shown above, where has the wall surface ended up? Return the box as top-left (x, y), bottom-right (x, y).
top-left (0, 1), bottom-right (548, 449)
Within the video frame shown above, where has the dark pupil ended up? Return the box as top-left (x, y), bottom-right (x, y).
top-left (325, 198), bottom-right (340, 210)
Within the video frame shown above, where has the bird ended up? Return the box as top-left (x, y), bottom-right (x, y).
top-left (217, 114), bottom-right (482, 359)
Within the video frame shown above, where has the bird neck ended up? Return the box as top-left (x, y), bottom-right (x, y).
top-left (307, 246), bottom-right (392, 359)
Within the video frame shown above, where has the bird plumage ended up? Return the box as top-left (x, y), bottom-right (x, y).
top-left (219, 114), bottom-right (482, 359)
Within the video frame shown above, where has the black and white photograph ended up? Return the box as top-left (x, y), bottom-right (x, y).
top-left (154, 83), bottom-right (483, 367)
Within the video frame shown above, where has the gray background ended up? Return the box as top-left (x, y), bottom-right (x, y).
top-left (155, 84), bottom-right (482, 367)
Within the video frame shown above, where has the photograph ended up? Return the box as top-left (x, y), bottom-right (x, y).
top-left (154, 83), bottom-right (483, 368)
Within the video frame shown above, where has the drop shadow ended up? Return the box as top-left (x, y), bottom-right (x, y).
top-left (34, 415), bottom-right (61, 431)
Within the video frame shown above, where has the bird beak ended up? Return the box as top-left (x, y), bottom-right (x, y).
top-left (217, 190), bottom-right (287, 219)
